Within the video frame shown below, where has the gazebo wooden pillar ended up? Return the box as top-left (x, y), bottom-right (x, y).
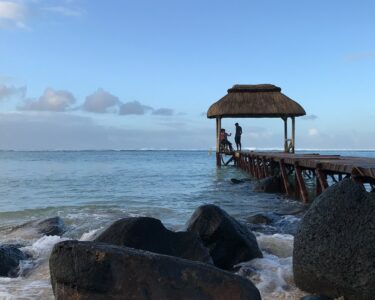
top-left (216, 117), bottom-right (221, 166)
top-left (207, 84), bottom-right (305, 164)
top-left (283, 117), bottom-right (296, 153)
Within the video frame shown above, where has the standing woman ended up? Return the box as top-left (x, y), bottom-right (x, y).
top-left (234, 123), bottom-right (242, 151)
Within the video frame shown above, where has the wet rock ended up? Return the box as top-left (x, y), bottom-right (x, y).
top-left (187, 204), bottom-right (262, 270)
top-left (49, 240), bottom-right (261, 300)
top-left (36, 217), bottom-right (66, 236)
top-left (231, 178), bottom-right (245, 184)
top-left (293, 179), bottom-right (375, 299)
top-left (253, 176), bottom-right (282, 193)
top-left (247, 213), bottom-right (273, 225)
top-left (0, 245), bottom-right (27, 277)
top-left (300, 295), bottom-right (333, 300)
top-left (95, 217), bottom-right (212, 264)
top-left (7, 216), bottom-right (66, 239)
top-left (273, 215), bottom-right (301, 235)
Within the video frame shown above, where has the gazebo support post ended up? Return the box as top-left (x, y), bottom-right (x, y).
top-left (216, 117), bottom-right (221, 167)
top-left (283, 118), bottom-right (288, 152)
top-left (292, 117), bottom-right (295, 153)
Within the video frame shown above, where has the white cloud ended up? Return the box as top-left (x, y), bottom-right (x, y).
top-left (119, 101), bottom-right (153, 115)
top-left (0, 1), bottom-right (28, 29)
top-left (83, 88), bottom-right (119, 113)
top-left (19, 88), bottom-right (76, 112)
top-left (41, 6), bottom-right (82, 17)
top-left (152, 108), bottom-right (174, 116)
top-left (308, 128), bottom-right (319, 136)
top-left (0, 84), bottom-right (26, 100)
top-left (301, 114), bottom-right (318, 121)
top-left (0, 0), bottom-right (84, 30)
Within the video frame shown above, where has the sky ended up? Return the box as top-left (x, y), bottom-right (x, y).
top-left (0, 0), bottom-right (374, 150)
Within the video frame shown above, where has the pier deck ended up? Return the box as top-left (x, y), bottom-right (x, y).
top-left (230, 151), bottom-right (375, 203)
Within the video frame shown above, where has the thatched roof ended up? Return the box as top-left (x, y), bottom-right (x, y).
top-left (207, 84), bottom-right (306, 118)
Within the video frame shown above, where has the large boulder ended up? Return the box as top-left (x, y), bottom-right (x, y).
top-left (293, 179), bottom-right (375, 299)
top-left (187, 205), bottom-right (262, 270)
top-left (94, 217), bottom-right (212, 263)
top-left (253, 176), bottom-right (282, 193)
top-left (0, 245), bottom-right (27, 277)
top-left (49, 240), bottom-right (261, 300)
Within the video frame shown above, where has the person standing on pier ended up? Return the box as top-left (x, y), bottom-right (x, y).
top-left (235, 122), bottom-right (242, 151)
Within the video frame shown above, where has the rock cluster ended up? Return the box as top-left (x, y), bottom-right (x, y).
top-left (50, 205), bottom-right (262, 299)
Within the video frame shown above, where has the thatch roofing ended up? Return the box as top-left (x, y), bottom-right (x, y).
top-left (207, 84), bottom-right (306, 118)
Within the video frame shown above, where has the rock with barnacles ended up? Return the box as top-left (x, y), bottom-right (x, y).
top-left (49, 240), bottom-right (261, 300)
top-left (187, 204), bottom-right (262, 270)
top-left (294, 179), bottom-right (375, 299)
top-left (95, 217), bottom-right (212, 264)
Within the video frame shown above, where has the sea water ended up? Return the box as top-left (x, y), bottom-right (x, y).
top-left (0, 150), bottom-right (374, 299)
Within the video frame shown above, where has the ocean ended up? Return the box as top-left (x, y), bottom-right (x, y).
top-left (0, 150), bottom-right (374, 299)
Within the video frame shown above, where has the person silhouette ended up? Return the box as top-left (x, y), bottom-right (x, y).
top-left (234, 123), bottom-right (242, 151)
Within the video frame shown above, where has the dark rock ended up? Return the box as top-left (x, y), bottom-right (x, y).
top-left (0, 245), bottom-right (27, 277)
top-left (300, 295), bottom-right (333, 300)
top-left (49, 240), bottom-right (261, 300)
top-left (253, 176), bottom-right (282, 193)
top-left (231, 178), bottom-right (245, 184)
top-left (95, 217), bottom-right (212, 264)
top-left (293, 179), bottom-right (375, 299)
top-left (247, 213), bottom-right (273, 225)
top-left (36, 217), bottom-right (65, 236)
top-left (8, 216), bottom-right (66, 239)
top-left (187, 204), bottom-right (262, 270)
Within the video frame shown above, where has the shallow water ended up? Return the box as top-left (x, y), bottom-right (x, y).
top-left (0, 150), bottom-right (374, 299)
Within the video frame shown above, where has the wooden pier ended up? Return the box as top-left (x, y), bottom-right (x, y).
top-left (207, 83), bottom-right (375, 202)
top-left (233, 151), bottom-right (375, 203)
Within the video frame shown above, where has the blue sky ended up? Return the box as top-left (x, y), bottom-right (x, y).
top-left (0, 0), bottom-right (374, 150)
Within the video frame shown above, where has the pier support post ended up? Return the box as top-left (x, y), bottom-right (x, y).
top-left (316, 166), bottom-right (328, 192)
top-left (280, 159), bottom-right (292, 196)
top-left (295, 163), bottom-right (309, 203)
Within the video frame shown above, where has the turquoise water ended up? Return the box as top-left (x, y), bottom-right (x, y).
top-left (0, 150), bottom-right (374, 299)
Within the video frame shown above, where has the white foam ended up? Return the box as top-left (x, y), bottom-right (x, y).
top-left (79, 228), bottom-right (102, 241)
top-left (256, 233), bottom-right (294, 258)
top-left (22, 235), bottom-right (69, 259)
top-left (234, 233), bottom-right (310, 299)
top-left (236, 253), bottom-right (307, 300)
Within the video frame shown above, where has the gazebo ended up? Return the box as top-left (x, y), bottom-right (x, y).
top-left (207, 84), bottom-right (306, 166)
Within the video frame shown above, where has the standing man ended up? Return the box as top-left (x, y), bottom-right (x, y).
top-left (234, 122), bottom-right (242, 151)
